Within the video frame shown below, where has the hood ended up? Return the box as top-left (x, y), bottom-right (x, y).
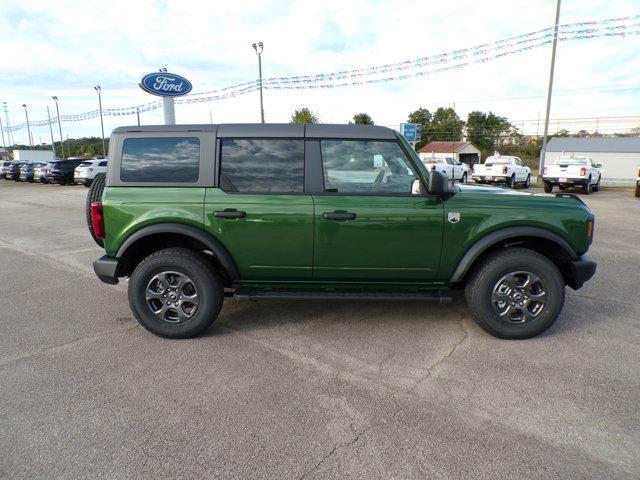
top-left (457, 183), bottom-right (535, 196)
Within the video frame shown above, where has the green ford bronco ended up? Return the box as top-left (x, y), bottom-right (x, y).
top-left (88, 124), bottom-right (596, 339)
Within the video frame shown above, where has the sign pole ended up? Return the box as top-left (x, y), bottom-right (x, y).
top-left (162, 97), bottom-right (176, 125)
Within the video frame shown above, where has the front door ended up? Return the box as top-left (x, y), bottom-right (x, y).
top-left (204, 138), bottom-right (313, 281)
top-left (311, 139), bottom-right (444, 282)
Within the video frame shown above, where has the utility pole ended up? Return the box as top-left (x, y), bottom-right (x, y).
top-left (0, 115), bottom-right (5, 150)
top-left (46, 106), bottom-right (56, 160)
top-left (538, 0), bottom-right (561, 180)
top-left (252, 42), bottom-right (265, 123)
top-left (22, 104), bottom-right (33, 149)
top-left (94, 86), bottom-right (106, 156)
top-left (3, 102), bottom-right (13, 146)
top-left (52, 96), bottom-right (65, 158)
top-left (136, 107), bottom-right (141, 126)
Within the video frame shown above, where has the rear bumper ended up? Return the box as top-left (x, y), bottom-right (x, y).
top-left (93, 256), bottom-right (120, 285)
top-left (565, 255), bottom-right (596, 290)
top-left (544, 177), bottom-right (588, 185)
top-left (472, 175), bottom-right (508, 182)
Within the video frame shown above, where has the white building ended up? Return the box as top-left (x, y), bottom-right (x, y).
top-left (544, 137), bottom-right (640, 186)
top-left (418, 141), bottom-right (482, 166)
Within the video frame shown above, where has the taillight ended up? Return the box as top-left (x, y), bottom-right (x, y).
top-left (431, 165), bottom-right (436, 171)
top-left (637, 167), bottom-right (640, 177)
top-left (580, 167), bottom-right (586, 176)
top-left (90, 201), bottom-right (105, 240)
top-left (502, 166), bottom-right (508, 174)
top-left (543, 166), bottom-right (547, 175)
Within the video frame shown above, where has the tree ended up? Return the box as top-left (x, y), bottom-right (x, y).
top-left (290, 108), bottom-right (319, 124)
top-left (351, 112), bottom-right (374, 125)
top-left (430, 107), bottom-right (465, 142)
top-left (407, 107), bottom-right (432, 150)
top-left (465, 111), bottom-right (512, 153)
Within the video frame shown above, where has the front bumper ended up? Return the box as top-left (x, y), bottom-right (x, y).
top-left (93, 256), bottom-right (120, 285)
top-left (565, 255), bottom-right (596, 290)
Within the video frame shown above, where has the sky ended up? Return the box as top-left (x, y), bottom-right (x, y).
top-left (1, 0), bottom-right (639, 146)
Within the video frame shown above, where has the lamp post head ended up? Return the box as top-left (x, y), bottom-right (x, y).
top-left (52, 96), bottom-right (58, 101)
top-left (22, 104), bottom-right (27, 109)
top-left (94, 85), bottom-right (101, 92)
top-left (252, 42), bottom-right (264, 54)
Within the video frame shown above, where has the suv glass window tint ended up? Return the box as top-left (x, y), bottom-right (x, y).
top-left (98, 161), bottom-right (107, 167)
top-left (320, 140), bottom-right (418, 194)
top-left (121, 137), bottom-right (200, 182)
top-left (220, 139), bottom-right (304, 193)
top-left (79, 162), bottom-right (92, 167)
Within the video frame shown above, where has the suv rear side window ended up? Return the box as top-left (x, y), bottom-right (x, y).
top-left (320, 140), bottom-right (418, 194)
top-left (220, 139), bottom-right (304, 193)
top-left (121, 137), bottom-right (200, 182)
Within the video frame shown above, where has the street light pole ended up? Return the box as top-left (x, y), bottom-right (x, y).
top-left (538, 0), bottom-right (561, 180)
top-left (0, 115), bottom-right (5, 150)
top-left (52, 96), bottom-right (64, 158)
top-left (46, 106), bottom-right (56, 161)
top-left (22, 104), bottom-right (33, 149)
top-left (94, 86), bottom-right (106, 156)
top-left (252, 42), bottom-right (265, 123)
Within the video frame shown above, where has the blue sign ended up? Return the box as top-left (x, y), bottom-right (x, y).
top-left (400, 123), bottom-right (419, 142)
top-left (139, 72), bottom-right (193, 97)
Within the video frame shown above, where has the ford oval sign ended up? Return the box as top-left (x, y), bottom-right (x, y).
top-left (139, 72), bottom-right (192, 97)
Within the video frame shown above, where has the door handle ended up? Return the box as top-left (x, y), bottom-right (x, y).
top-left (213, 210), bottom-right (246, 218)
top-left (323, 212), bottom-right (356, 221)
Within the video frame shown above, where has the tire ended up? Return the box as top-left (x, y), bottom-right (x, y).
top-left (461, 172), bottom-right (468, 183)
top-left (506, 175), bottom-right (515, 189)
top-left (544, 182), bottom-right (553, 193)
top-left (465, 248), bottom-right (565, 339)
top-left (84, 180), bottom-right (92, 187)
top-left (85, 172), bottom-right (106, 247)
top-left (128, 248), bottom-right (224, 338)
top-left (583, 177), bottom-right (591, 195)
top-left (635, 183), bottom-right (640, 198)
top-left (592, 175), bottom-right (600, 192)
top-left (523, 175), bottom-right (531, 189)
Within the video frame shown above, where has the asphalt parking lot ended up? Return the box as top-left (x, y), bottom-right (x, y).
top-left (1, 181), bottom-right (638, 479)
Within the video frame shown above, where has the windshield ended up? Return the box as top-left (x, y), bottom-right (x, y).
top-left (555, 157), bottom-right (587, 165)
top-left (397, 133), bottom-right (430, 181)
top-left (485, 157), bottom-right (511, 165)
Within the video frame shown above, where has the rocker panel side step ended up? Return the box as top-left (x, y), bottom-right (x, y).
top-left (233, 289), bottom-right (453, 302)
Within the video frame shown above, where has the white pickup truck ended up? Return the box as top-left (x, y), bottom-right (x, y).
top-left (543, 155), bottom-right (602, 194)
top-left (422, 156), bottom-right (470, 182)
top-left (472, 155), bottom-right (531, 188)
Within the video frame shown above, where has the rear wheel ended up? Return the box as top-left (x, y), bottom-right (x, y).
top-left (544, 182), bottom-right (553, 193)
top-left (583, 177), bottom-right (592, 195)
top-left (592, 175), bottom-right (600, 192)
top-left (128, 248), bottom-right (224, 338)
top-left (461, 172), bottom-right (468, 183)
top-left (85, 173), bottom-right (106, 247)
top-left (523, 175), bottom-right (531, 189)
top-left (465, 248), bottom-right (565, 339)
top-left (506, 175), bottom-right (515, 189)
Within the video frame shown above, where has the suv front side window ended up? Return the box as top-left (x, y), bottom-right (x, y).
top-left (121, 137), bottom-right (200, 182)
top-left (320, 140), bottom-right (418, 194)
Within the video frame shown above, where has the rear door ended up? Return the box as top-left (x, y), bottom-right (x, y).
top-left (203, 127), bottom-right (314, 281)
top-left (308, 139), bottom-right (444, 282)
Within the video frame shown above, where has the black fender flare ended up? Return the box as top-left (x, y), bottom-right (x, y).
top-left (116, 223), bottom-right (240, 281)
top-left (449, 226), bottom-right (577, 283)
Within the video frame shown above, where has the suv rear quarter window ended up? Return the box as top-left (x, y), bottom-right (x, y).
top-left (220, 139), bottom-right (304, 193)
top-left (121, 137), bottom-right (200, 182)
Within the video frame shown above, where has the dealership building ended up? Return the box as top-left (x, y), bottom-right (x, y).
top-left (544, 137), bottom-right (640, 185)
top-left (417, 141), bottom-right (481, 166)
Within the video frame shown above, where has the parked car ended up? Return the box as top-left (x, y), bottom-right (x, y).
top-left (34, 162), bottom-right (53, 183)
top-left (635, 166), bottom-right (640, 198)
top-left (472, 154), bottom-right (531, 188)
top-left (422, 156), bottom-right (470, 183)
top-left (44, 158), bottom-right (87, 185)
top-left (75, 158), bottom-right (108, 186)
top-left (6, 162), bottom-right (29, 181)
top-left (1, 160), bottom-right (13, 179)
top-left (543, 155), bottom-right (602, 194)
top-left (19, 162), bottom-right (46, 183)
top-left (89, 124), bottom-right (596, 340)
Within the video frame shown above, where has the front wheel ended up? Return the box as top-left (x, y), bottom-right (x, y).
top-left (465, 248), bottom-right (565, 339)
top-left (128, 248), bottom-right (224, 338)
top-left (583, 177), bottom-right (592, 195)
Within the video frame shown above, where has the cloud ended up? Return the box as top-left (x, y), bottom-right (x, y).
top-left (1, 0), bottom-right (639, 145)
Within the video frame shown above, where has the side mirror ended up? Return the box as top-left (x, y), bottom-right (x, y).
top-left (428, 170), bottom-right (448, 195)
